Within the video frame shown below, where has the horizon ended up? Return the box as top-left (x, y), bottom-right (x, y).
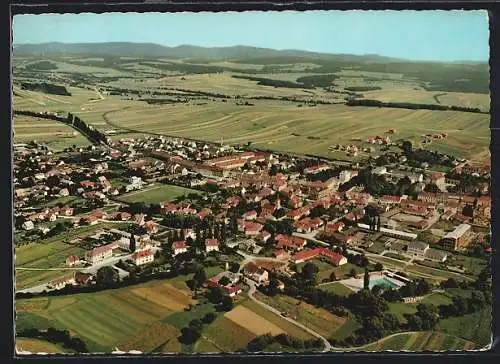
top-left (13, 11), bottom-right (489, 63)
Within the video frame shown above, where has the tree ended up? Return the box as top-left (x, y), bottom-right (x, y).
top-left (302, 262), bottom-right (319, 282)
top-left (349, 268), bottom-right (357, 278)
top-left (329, 272), bottom-right (337, 282)
top-left (129, 233), bottom-right (136, 253)
top-left (221, 295), bottom-right (234, 311)
top-left (424, 183), bottom-right (440, 193)
top-left (202, 312), bottom-right (217, 324)
top-left (402, 140), bottom-right (413, 154)
top-left (462, 204), bottom-right (474, 218)
top-left (268, 278), bottom-right (279, 296)
top-left (96, 266), bottom-right (120, 288)
top-left (374, 263), bottom-right (383, 271)
top-left (193, 266), bottom-right (207, 287)
top-left (363, 268), bottom-right (370, 290)
top-left (207, 286), bottom-right (225, 304)
top-left (218, 276), bottom-right (230, 287)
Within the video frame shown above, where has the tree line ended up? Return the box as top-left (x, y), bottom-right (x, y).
top-left (346, 98), bottom-right (486, 114)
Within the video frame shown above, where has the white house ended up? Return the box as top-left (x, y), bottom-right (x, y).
top-left (131, 249), bottom-right (154, 266)
top-left (22, 220), bottom-right (34, 231)
top-left (172, 241), bottom-right (187, 256)
top-left (205, 238), bottom-right (219, 253)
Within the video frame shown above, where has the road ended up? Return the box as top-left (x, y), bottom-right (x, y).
top-left (245, 279), bottom-right (332, 352)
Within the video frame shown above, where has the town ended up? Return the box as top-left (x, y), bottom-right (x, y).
top-left (15, 119), bottom-right (491, 352)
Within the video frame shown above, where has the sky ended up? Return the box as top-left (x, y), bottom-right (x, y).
top-left (12, 10), bottom-right (489, 62)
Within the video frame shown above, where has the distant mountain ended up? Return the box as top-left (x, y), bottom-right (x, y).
top-left (13, 42), bottom-right (406, 63)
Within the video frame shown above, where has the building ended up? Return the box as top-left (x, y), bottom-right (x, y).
top-left (65, 255), bottom-right (80, 267)
top-left (243, 262), bottom-right (269, 284)
top-left (406, 241), bottom-right (430, 259)
top-left (85, 242), bottom-right (119, 264)
top-left (205, 238), bottom-right (219, 253)
top-left (48, 274), bottom-right (76, 290)
top-left (275, 234), bottom-right (306, 251)
top-left (172, 241), bottom-right (187, 256)
top-left (291, 247), bottom-right (347, 266)
top-left (441, 224), bottom-right (472, 250)
top-left (131, 249), bottom-right (154, 266)
top-left (424, 248), bottom-right (448, 262)
top-left (22, 220), bottom-right (34, 231)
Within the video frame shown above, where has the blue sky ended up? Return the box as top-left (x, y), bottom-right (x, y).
top-left (13, 10), bottom-right (489, 62)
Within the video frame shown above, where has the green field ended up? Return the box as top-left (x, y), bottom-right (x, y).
top-left (436, 307), bottom-right (492, 349)
top-left (359, 331), bottom-right (476, 352)
top-left (319, 282), bottom-right (355, 296)
top-left (388, 302), bottom-right (418, 323)
top-left (117, 184), bottom-right (203, 204)
top-left (298, 260), bottom-right (365, 281)
top-left (13, 114), bottom-right (90, 151)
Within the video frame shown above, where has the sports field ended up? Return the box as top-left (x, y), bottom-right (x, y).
top-left (117, 183), bottom-right (203, 204)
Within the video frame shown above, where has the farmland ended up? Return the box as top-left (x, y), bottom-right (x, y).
top-left (16, 337), bottom-right (69, 354)
top-left (12, 51), bottom-right (490, 161)
top-left (359, 331), bottom-right (476, 352)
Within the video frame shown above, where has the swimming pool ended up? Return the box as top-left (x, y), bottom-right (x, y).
top-left (369, 277), bottom-right (399, 290)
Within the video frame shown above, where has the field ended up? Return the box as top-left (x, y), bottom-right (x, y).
top-left (387, 302), bottom-right (418, 323)
top-left (117, 183), bottom-right (203, 204)
top-left (16, 337), bottom-right (69, 354)
top-left (13, 114), bottom-right (91, 151)
top-left (318, 282), bottom-right (355, 296)
top-left (253, 292), bottom-right (347, 338)
top-left (359, 331), bottom-right (476, 352)
top-left (225, 305), bottom-right (284, 336)
top-left (16, 279), bottom-right (196, 352)
top-left (436, 307), bottom-right (492, 349)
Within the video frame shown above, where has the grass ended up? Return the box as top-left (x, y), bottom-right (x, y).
top-left (201, 315), bottom-right (255, 352)
top-left (421, 292), bottom-right (453, 306)
top-left (387, 302), bottom-right (418, 323)
top-left (298, 260), bottom-right (365, 281)
top-left (318, 282), bottom-right (355, 297)
top-left (384, 252), bottom-right (411, 261)
top-left (117, 183), bottom-right (203, 205)
top-left (330, 317), bottom-right (362, 340)
top-left (436, 307), bottom-right (492, 349)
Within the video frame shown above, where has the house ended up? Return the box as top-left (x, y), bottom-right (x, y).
top-left (273, 249), bottom-right (289, 260)
top-left (223, 286), bottom-right (242, 297)
top-left (60, 206), bottom-right (73, 216)
top-left (172, 241), bottom-right (187, 256)
top-left (46, 213), bottom-right (57, 222)
top-left (243, 210), bottom-right (258, 221)
top-left (65, 255), bottom-right (80, 267)
top-left (134, 213), bottom-right (146, 226)
top-left (22, 220), bottom-right (34, 231)
top-left (131, 249), bottom-right (154, 266)
top-left (74, 271), bottom-right (93, 285)
top-left (258, 230), bottom-right (272, 244)
top-left (80, 180), bottom-right (95, 189)
top-left (325, 221), bottom-right (345, 233)
top-left (406, 241), bottom-right (430, 259)
top-left (59, 188), bottom-right (70, 197)
top-left (205, 238), bottom-right (219, 253)
top-left (82, 215), bottom-right (99, 226)
top-left (48, 274), bottom-right (76, 290)
top-left (242, 221), bottom-right (264, 236)
top-left (145, 220), bottom-right (158, 234)
top-left (275, 234), bottom-right (306, 251)
top-left (243, 262), bottom-right (269, 284)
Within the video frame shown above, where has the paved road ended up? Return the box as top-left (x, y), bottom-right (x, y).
top-left (245, 280), bottom-right (332, 352)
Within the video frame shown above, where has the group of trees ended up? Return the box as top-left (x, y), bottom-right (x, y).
top-left (206, 286), bottom-right (234, 312)
top-left (17, 328), bottom-right (88, 352)
top-left (247, 333), bottom-right (323, 352)
top-left (346, 98), bottom-right (485, 114)
top-left (19, 81), bottom-right (71, 96)
top-left (68, 113), bottom-right (109, 145)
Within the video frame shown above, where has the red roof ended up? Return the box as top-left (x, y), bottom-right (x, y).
top-left (172, 241), bottom-right (186, 250)
top-left (132, 249), bottom-right (153, 260)
top-left (223, 286), bottom-right (242, 295)
top-left (87, 242), bottom-right (118, 257)
top-left (66, 255), bottom-right (79, 263)
top-left (205, 239), bottom-right (218, 247)
top-left (292, 247), bottom-right (345, 264)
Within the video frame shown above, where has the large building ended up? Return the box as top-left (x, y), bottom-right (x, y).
top-left (441, 224), bottom-right (472, 250)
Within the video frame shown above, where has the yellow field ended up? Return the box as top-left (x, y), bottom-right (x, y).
top-left (225, 305), bottom-right (285, 336)
top-left (16, 337), bottom-right (67, 354)
top-left (130, 282), bottom-right (196, 312)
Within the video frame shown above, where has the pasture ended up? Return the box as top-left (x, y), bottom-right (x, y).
top-left (117, 184), bottom-right (203, 204)
top-left (319, 282), bottom-right (355, 296)
top-left (16, 337), bottom-right (69, 354)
